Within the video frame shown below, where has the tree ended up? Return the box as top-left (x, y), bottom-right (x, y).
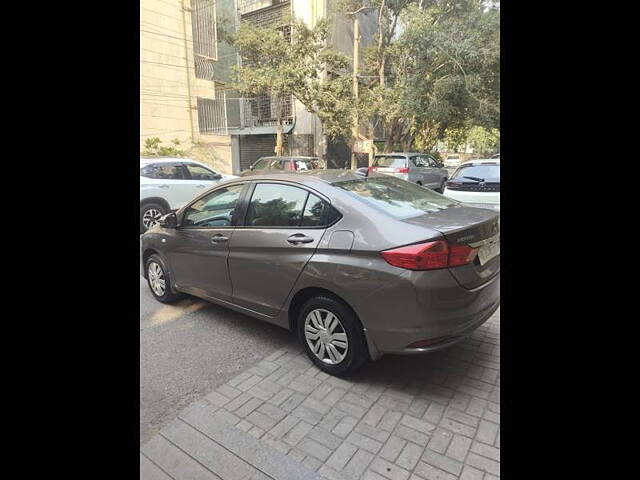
top-left (231, 18), bottom-right (355, 155)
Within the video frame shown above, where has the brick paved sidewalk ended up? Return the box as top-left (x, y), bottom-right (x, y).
top-left (141, 309), bottom-right (500, 480)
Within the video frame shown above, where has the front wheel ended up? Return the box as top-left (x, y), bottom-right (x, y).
top-left (140, 202), bottom-right (166, 234)
top-left (297, 296), bottom-right (368, 376)
top-left (145, 254), bottom-right (182, 303)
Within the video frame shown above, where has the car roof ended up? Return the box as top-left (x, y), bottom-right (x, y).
top-left (140, 157), bottom-right (205, 166)
top-left (458, 159), bottom-right (500, 166)
top-left (232, 169), bottom-right (369, 185)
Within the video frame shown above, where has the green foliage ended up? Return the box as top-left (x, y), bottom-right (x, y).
top-left (231, 18), bottom-right (355, 140)
top-left (141, 137), bottom-right (186, 157)
top-left (465, 126), bottom-right (500, 156)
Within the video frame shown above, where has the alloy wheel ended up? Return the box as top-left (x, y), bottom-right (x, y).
top-left (148, 262), bottom-right (166, 296)
top-left (142, 208), bottom-right (163, 229)
top-left (304, 309), bottom-right (349, 365)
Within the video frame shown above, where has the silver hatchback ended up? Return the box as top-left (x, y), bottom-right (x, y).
top-left (371, 153), bottom-right (449, 192)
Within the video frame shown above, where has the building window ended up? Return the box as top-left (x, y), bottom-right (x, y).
top-left (191, 0), bottom-right (217, 79)
top-left (197, 97), bottom-right (226, 134)
top-left (239, 0), bottom-right (285, 15)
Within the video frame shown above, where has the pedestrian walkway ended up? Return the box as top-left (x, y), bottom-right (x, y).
top-left (141, 309), bottom-right (500, 479)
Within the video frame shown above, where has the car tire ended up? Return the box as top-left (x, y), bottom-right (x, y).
top-left (145, 254), bottom-right (182, 303)
top-left (297, 296), bottom-right (368, 376)
top-left (438, 180), bottom-right (447, 193)
top-left (140, 202), bottom-right (167, 234)
top-left (416, 181), bottom-right (423, 186)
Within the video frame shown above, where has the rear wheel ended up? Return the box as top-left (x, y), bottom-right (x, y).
top-left (438, 179), bottom-right (447, 193)
top-left (297, 296), bottom-right (368, 376)
top-left (140, 202), bottom-right (166, 234)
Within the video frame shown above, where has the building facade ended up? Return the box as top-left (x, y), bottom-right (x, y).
top-left (140, 0), bottom-right (377, 174)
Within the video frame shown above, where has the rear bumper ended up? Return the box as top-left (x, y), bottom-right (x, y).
top-left (361, 270), bottom-right (500, 359)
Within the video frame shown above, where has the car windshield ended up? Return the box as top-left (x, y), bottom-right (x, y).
top-left (452, 164), bottom-right (500, 181)
top-left (373, 156), bottom-right (406, 168)
top-left (334, 175), bottom-right (459, 219)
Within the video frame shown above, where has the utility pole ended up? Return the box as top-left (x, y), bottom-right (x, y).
top-left (348, 6), bottom-right (376, 170)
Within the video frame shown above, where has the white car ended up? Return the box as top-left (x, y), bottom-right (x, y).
top-left (443, 159), bottom-right (500, 211)
top-left (140, 157), bottom-right (236, 232)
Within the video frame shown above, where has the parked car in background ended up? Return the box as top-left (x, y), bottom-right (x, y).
top-left (140, 157), bottom-right (236, 233)
top-left (369, 153), bottom-right (449, 192)
top-left (444, 154), bottom-right (461, 168)
top-left (242, 156), bottom-right (325, 176)
top-left (141, 170), bottom-right (500, 375)
top-left (443, 160), bottom-right (500, 211)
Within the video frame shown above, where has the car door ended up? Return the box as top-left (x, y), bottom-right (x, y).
top-left (184, 162), bottom-right (223, 194)
top-left (166, 183), bottom-right (246, 301)
top-left (227, 182), bottom-right (332, 317)
top-left (411, 155), bottom-right (441, 189)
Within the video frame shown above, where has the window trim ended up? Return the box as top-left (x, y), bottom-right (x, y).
top-left (183, 162), bottom-right (221, 181)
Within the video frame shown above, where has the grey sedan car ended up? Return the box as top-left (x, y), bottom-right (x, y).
top-left (371, 153), bottom-right (449, 192)
top-left (141, 170), bottom-right (500, 375)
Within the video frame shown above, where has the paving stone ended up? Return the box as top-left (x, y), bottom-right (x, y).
top-left (446, 434), bottom-right (472, 462)
top-left (257, 402), bottom-right (287, 422)
top-left (438, 418), bottom-right (477, 438)
top-left (283, 419), bottom-right (314, 446)
top-left (344, 392), bottom-right (375, 409)
top-left (323, 387), bottom-right (348, 407)
top-left (307, 426), bottom-right (343, 450)
top-left (224, 392), bottom-right (253, 412)
top-left (407, 398), bottom-right (430, 418)
top-left (216, 384), bottom-right (242, 400)
top-left (332, 416), bottom-right (359, 438)
top-left (427, 428), bottom-right (453, 454)
top-left (414, 461), bottom-right (457, 480)
top-left (470, 441), bottom-right (500, 462)
top-left (363, 471), bottom-right (390, 480)
top-left (235, 397), bottom-right (263, 418)
top-left (484, 409), bottom-right (500, 424)
top-left (423, 402), bottom-right (446, 425)
top-left (269, 388), bottom-right (295, 407)
top-left (318, 465), bottom-right (353, 480)
top-left (379, 435), bottom-right (406, 463)
top-left (302, 396), bottom-right (333, 415)
top-left (356, 421), bottom-right (391, 443)
top-left (269, 415), bottom-right (300, 439)
top-left (394, 425), bottom-right (430, 446)
top-left (466, 397), bottom-right (488, 418)
top-left (465, 453), bottom-right (500, 476)
top-left (228, 371), bottom-right (253, 388)
top-left (204, 391), bottom-right (231, 408)
top-left (337, 401), bottom-right (368, 419)
top-left (362, 404), bottom-right (388, 427)
top-left (444, 409), bottom-right (480, 428)
top-left (236, 419), bottom-right (253, 432)
top-left (343, 449), bottom-right (376, 478)
top-left (421, 449), bottom-right (463, 476)
top-left (249, 426), bottom-right (265, 439)
top-left (292, 405), bottom-right (324, 425)
top-left (319, 409), bottom-right (348, 432)
top-left (246, 410), bottom-right (278, 431)
top-left (326, 441), bottom-right (359, 471)
top-left (310, 382), bottom-right (334, 401)
top-left (302, 455), bottom-right (323, 472)
top-left (140, 453), bottom-right (174, 480)
top-left (280, 392), bottom-right (307, 412)
top-left (368, 457), bottom-right (411, 480)
top-left (459, 465), bottom-right (484, 480)
top-left (211, 408), bottom-right (241, 426)
top-left (476, 420), bottom-right (499, 445)
top-left (297, 438), bottom-right (333, 462)
top-left (141, 435), bottom-right (223, 480)
top-left (378, 410), bottom-right (403, 432)
top-left (400, 414), bottom-right (437, 434)
top-left (396, 442), bottom-right (423, 470)
top-left (236, 375), bottom-right (265, 392)
top-left (346, 431), bottom-right (384, 454)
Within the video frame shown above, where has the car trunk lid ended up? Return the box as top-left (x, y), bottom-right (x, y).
top-left (403, 206), bottom-right (500, 289)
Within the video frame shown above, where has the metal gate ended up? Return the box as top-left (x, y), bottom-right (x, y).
top-left (239, 135), bottom-right (277, 171)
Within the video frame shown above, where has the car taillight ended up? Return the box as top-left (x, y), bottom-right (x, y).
top-left (380, 240), bottom-right (478, 270)
top-left (394, 167), bottom-right (409, 174)
top-left (368, 166), bottom-right (378, 172)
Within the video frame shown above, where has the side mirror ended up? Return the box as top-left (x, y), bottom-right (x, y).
top-left (159, 212), bottom-right (178, 229)
top-left (212, 173), bottom-right (222, 180)
top-left (249, 165), bottom-right (254, 171)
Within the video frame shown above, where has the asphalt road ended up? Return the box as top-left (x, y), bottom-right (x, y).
top-left (140, 275), bottom-right (298, 444)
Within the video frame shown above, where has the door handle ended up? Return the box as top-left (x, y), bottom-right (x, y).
top-left (196, 184), bottom-right (206, 188)
top-left (211, 234), bottom-right (229, 244)
top-left (287, 234), bottom-right (314, 245)
top-left (159, 184), bottom-right (170, 189)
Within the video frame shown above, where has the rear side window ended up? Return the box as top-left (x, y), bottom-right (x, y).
top-left (452, 164), bottom-right (500, 181)
top-left (252, 159), bottom-right (270, 170)
top-left (335, 176), bottom-right (458, 219)
top-left (301, 194), bottom-right (342, 227)
top-left (374, 156), bottom-right (406, 168)
top-left (140, 163), bottom-right (186, 179)
top-left (411, 156), bottom-right (435, 167)
top-left (186, 163), bottom-right (219, 180)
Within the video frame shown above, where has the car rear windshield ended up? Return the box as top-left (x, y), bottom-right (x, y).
top-left (451, 164), bottom-right (500, 181)
top-left (334, 176), bottom-right (459, 219)
top-left (373, 156), bottom-right (406, 168)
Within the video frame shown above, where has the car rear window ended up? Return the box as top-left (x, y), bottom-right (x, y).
top-left (373, 156), bottom-right (406, 168)
top-left (451, 164), bottom-right (500, 181)
top-left (334, 176), bottom-right (459, 219)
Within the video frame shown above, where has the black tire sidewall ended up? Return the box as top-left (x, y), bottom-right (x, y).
top-left (297, 296), bottom-right (368, 376)
top-left (140, 202), bottom-right (166, 233)
top-left (145, 254), bottom-right (179, 303)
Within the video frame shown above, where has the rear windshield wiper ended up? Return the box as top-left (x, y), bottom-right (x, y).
top-left (461, 176), bottom-right (485, 182)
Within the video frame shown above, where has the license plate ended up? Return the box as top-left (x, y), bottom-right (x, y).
top-left (478, 237), bottom-right (500, 265)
